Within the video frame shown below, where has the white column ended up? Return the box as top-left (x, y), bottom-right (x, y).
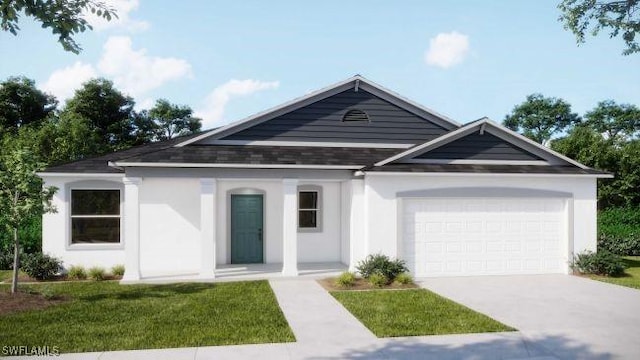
top-left (122, 177), bottom-right (142, 282)
top-left (200, 178), bottom-right (216, 278)
top-left (349, 179), bottom-right (365, 272)
top-left (282, 178), bottom-right (298, 276)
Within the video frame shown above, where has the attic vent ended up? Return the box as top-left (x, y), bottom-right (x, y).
top-left (342, 109), bottom-right (370, 122)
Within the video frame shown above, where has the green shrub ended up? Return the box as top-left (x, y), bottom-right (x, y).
top-left (111, 264), bottom-right (125, 277)
top-left (39, 285), bottom-right (57, 300)
top-left (394, 272), bottom-right (414, 285)
top-left (0, 251), bottom-right (13, 270)
top-left (0, 217), bottom-right (42, 255)
top-left (598, 207), bottom-right (640, 256)
top-left (572, 250), bottom-right (627, 277)
top-left (20, 253), bottom-right (62, 280)
top-left (368, 273), bottom-right (387, 288)
top-left (67, 265), bottom-right (87, 280)
top-left (356, 253), bottom-right (408, 282)
top-left (88, 267), bottom-right (106, 281)
top-left (335, 271), bottom-right (356, 288)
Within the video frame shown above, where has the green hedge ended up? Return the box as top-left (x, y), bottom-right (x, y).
top-left (0, 216), bottom-right (42, 255)
top-left (598, 207), bottom-right (640, 256)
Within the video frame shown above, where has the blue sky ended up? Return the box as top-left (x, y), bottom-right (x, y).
top-left (1, 0), bottom-right (638, 129)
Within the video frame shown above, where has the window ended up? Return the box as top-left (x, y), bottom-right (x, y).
top-left (298, 187), bottom-right (321, 231)
top-left (70, 190), bottom-right (121, 244)
top-left (342, 109), bottom-right (369, 122)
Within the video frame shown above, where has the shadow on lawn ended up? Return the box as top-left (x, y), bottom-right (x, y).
top-left (79, 283), bottom-right (215, 301)
top-left (305, 334), bottom-right (612, 360)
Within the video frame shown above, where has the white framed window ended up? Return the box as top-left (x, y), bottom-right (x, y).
top-left (70, 189), bottom-right (121, 244)
top-left (298, 185), bottom-right (322, 232)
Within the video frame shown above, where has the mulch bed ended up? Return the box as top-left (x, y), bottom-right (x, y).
top-left (0, 291), bottom-right (70, 316)
top-left (318, 277), bottom-right (418, 291)
top-left (2, 274), bottom-right (123, 283)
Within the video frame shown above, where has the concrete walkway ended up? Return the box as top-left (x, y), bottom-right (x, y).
top-left (12, 279), bottom-right (563, 360)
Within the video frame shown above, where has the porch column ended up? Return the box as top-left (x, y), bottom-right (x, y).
top-left (200, 178), bottom-right (216, 278)
top-left (282, 178), bottom-right (298, 276)
top-left (349, 179), bottom-right (365, 272)
top-left (122, 177), bottom-right (142, 282)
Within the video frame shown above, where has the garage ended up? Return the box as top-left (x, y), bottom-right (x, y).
top-left (402, 197), bottom-right (568, 277)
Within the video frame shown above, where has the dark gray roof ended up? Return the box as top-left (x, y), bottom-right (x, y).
top-left (115, 145), bottom-right (400, 166)
top-left (43, 132), bottom-right (205, 173)
top-left (363, 163), bottom-right (610, 175)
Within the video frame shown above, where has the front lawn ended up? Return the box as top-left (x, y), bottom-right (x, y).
top-left (0, 281), bottom-right (294, 353)
top-left (591, 256), bottom-right (640, 289)
top-left (0, 270), bottom-right (11, 282)
top-left (331, 289), bottom-right (514, 337)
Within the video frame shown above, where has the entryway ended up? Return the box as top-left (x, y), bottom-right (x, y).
top-left (231, 194), bottom-right (264, 263)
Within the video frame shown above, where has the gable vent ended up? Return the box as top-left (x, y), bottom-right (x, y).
top-left (342, 109), bottom-right (370, 122)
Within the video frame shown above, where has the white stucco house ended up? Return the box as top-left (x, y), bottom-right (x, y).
top-left (39, 76), bottom-right (611, 282)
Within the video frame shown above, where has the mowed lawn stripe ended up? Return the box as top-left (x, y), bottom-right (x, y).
top-left (331, 288), bottom-right (514, 337)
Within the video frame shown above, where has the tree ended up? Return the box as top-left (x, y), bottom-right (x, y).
top-left (504, 93), bottom-right (581, 144)
top-left (1, 0), bottom-right (117, 53)
top-left (0, 145), bottom-right (56, 294)
top-left (584, 100), bottom-right (640, 140)
top-left (0, 76), bottom-right (57, 132)
top-left (558, 0), bottom-right (640, 55)
top-left (62, 78), bottom-right (136, 154)
top-left (148, 99), bottom-right (202, 141)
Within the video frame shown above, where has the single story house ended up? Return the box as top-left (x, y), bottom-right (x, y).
top-left (39, 76), bottom-right (610, 282)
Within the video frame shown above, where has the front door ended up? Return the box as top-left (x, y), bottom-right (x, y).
top-left (231, 194), bottom-right (264, 263)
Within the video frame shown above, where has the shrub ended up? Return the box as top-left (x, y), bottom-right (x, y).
top-left (335, 271), bottom-right (356, 288)
top-left (394, 272), bottom-right (414, 285)
top-left (111, 264), bottom-right (125, 277)
top-left (39, 285), bottom-right (57, 300)
top-left (20, 253), bottom-right (62, 280)
top-left (368, 273), bottom-right (387, 288)
top-left (356, 253), bottom-right (408, 282)
top-left (598, 234), bottom-right (640, 256)
top-left (88, 267), bottom-right (106, 281)
top-left (572, 250), bottom-right (627, 277)
top-left (598, 207), bottom-right (640, 256)
top-left (67, 265), bottom-right (87, 280)
top-left (0, 251), bottom-right (13, 270)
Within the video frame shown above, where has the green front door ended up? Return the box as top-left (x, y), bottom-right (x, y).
top-left (231, 194), bottom-right (264, 264)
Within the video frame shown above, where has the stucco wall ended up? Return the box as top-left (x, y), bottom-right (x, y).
top-left (42, 176), bottom-right (126, 269)
top-left (138, 177), bottom-right (201, 276)
top-left (362, 174), bottom-right (598, 268)
top-left (297, 181), bottom-right (341, 262)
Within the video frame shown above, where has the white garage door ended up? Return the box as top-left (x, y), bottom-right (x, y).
top-left (402, 198), bottom-right (567, 277)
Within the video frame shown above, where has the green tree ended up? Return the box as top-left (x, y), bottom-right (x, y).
top-left (0, 145), bottom-right (56, 293)
top-left (148, 99), bottom-right (202, 141)
top-left (558, 0), bottom-right (640, 55)
top-left (504, 93), bottom-right (581, 144)
top-left (1, 0), bottom-right (117, 53)
top-left (584, 100), bottom-right (640, 140)
top-left (0, 76), bottom-right (57, 132)
top-left (61, 78), bottom-right (136, 154)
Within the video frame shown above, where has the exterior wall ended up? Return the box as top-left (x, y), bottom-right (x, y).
top-left (138, 177), bottom-right (201, 276)
top-left (298, 181), bottom-right (341, 262)
top-left (42, 176), bottom-right (125, 269)
top-left (363, 174), bottom-right (598, 266)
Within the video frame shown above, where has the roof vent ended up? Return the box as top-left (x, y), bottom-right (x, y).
top-left (342, 109), bottom-right (370, 122)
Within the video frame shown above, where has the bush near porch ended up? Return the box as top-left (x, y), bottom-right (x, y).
top-left (0, 280), bottom-right (295, 353)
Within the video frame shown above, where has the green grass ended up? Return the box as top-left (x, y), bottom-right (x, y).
top-left (0, 281), bottom-right (294, 353)
top-left (331, 289), bottom-right (514, 337)
top-left (591, 256), bottom-right (640, 289)
top-left (0, 270), bottom-right (11, 282)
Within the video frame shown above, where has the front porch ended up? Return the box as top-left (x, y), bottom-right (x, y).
top-left (122, 262), bottom-right (348, 284)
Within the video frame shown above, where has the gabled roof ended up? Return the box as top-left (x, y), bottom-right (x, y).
top-left (374, 118), bottom-right (590, 169)
top-left (176, 75), bottom-right (461, 147)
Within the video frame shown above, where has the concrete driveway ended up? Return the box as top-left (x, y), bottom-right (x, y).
top-left (420, 274), bottom-right (640, 359)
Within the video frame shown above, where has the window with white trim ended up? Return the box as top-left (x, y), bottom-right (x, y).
top-left (298, 186), bottom-right (322, 231)
top-left (70, 190), bottom-right (121, 244)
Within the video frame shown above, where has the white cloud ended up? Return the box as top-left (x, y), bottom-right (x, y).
top-left (39, 36), bottom-right (191, 104)
top-left (196, 79), bottom-right (280, 128)
top-left (86, 0), bottom-right (149, 32)
top-left (425, 31), bottom-right (470, 69)
top-left (40, 61), bottom-right (98, 103)
top-left (98, 36), bottom-right (192, 98)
